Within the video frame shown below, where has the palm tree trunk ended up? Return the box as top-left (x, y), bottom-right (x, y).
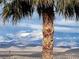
top-left (42, 12), bottom-right (54, 59)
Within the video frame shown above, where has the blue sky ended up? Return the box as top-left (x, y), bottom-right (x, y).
top-left (0, 9), bottom-right (79, 48)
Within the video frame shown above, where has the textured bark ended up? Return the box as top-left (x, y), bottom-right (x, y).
top-left (42, 13), bottom-right (54, 59)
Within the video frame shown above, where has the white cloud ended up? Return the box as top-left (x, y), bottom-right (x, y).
top-left (0, 36), bottom-right (5, 42)
top-left (16, 18), bottom-right (79, 33)
top-left (30, 31), bottom-right (43, 40)
top-left (6, 33), bottom-right (15, 38)
top-left (54, 19), bottom-right (79, 33)
top-left (15, 30), bottom-right (42, 40)
top-left (16, 23), bottom-right (42, 30)
top-left (56, 41), bottom-right (77, 47)
top-left (0, 36), bottom-right (13, 42)
top-left (16, 22), bottom-right (79, 33)
top-left (28, 24), bottom-right (42, 29)
top-left (55, 37), bottom-right (78, 40)
top-left (55, 26), bottom-right (79, 33)
top-left (16, 32), bottom-right (30, 38)
top-left (54, 19), bottom-right (79, 26)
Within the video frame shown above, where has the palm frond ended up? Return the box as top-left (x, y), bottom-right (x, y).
top-left (56, 0), bottom-right (79, 20)
top-left (2, 3), bottom-right (12, 22)
top-left (0, 0), bottom-right (6, 4)
top-left (37, 0), bottom-right (54, 18)
top-left (0, 0), bottom-right (2, 3)
top-left (2, 0), bottom-right (34, 24)
top-left (74, 0), bottom-right (79, 20)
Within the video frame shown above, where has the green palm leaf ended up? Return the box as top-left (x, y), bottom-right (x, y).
top-left (2, 0), bottom-right (79, 23)
top-left (56, 0), bottom-right (79, 20)
top-left (2, 0), bottom-right (34, 24)
top-left (37, 0), bottom-right (54, 17)
top-left (0, 0), bottom-right (2, 3)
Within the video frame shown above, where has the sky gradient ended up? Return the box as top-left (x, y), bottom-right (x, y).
top-left (0, 10), bottom-right (79, 48)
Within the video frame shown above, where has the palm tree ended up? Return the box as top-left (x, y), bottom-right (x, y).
top-left (2, 0), bottom-right (54, 59)
top-left (37, 0), bottom-right (54, 59)
top-left (1, 0), bottom-right (79, 59)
